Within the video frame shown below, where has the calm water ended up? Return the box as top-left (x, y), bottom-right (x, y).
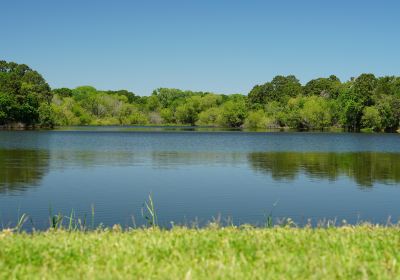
top-left (1, 127), bottom-right (400, 229)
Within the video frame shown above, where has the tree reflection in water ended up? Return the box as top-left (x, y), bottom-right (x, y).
top-left (248, 152), bottom-right (400, 187)
top-left (0, 149), bottom-right (50, 193)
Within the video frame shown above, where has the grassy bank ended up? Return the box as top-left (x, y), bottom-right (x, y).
top-left (1, 226), bottom-right (399, 279)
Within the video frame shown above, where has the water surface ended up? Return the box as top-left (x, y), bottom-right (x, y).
top-left (1, 127), bottom-right (400, 228)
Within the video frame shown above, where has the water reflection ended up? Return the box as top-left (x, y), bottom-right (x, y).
top-left (50, 150), bottom-right (141, 169)
top-left (1, 149), bottom-right (400, 194)
top-left (0, 149), bottom-right (50, 193)
top-left (248, 152), bottom-right (400, 187)
top-left (150, 152), bottom-right (246, 169)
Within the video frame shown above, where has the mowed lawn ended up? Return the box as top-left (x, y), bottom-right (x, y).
top-left (0, 226), bottom-right (399, 279)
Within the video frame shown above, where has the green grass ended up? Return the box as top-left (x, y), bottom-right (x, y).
top-left (1, 226), bottom-right (399, 279)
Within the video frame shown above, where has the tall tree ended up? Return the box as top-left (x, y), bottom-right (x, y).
top-left (0, 60), bottom-right (52, 125)
top-left (304, 75), bottom-right (341, 98)
top-left (248, 75), bottom-right (303, 108)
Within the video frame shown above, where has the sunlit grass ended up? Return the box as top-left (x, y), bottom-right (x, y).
top-left (0, 225), bottom-right (399, 279)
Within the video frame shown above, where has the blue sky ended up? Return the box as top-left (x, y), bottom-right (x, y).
top-left (2, 0), bottom-right (399, 95)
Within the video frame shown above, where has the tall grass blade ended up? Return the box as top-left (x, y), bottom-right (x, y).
top-left (142, 193), bottom-right (158, 228)
top-left (91, 204), bottom-right (95, 229)
top-left (15, 213), bottom-right (28, 233)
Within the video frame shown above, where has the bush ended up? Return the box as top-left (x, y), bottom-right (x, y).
top-left (244, 110), bottom-right (267, 128)
top-left (197, 108), bottom-right (221, 126)
top-left (128, 111), bottom-right (148, 125)
top-left (300, 96), bottom-right (332, 129)
top-left (361, 106), bottom-right (382, 131)
top-left (175, 103), bottom-right (198, 125)
top-left (38, 103), bottom-right (55, 128)
top-left (160, 108), bottom-right (175, 124)
top-left (217, 100), bottom-right (247, 127)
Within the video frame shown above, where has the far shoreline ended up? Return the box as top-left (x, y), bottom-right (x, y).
top-left (1, 124), bottom-right (400, 134)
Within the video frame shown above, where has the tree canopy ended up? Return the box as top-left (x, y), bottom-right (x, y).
top-left (1, 60), bottom-right (400, 132)
top-left (0, 60), bottom-right (51, 126)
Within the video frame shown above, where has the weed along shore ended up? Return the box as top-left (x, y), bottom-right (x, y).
top-left (0, 225), bottom-right (399, 279)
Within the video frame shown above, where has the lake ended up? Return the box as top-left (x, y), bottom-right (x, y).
top-left (1, 127), bottom-right (400, 229)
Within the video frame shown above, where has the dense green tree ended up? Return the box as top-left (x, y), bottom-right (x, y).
top-left (334, 74), bottom-right (379, 131)
top-left (175, 103), bottom-right (198, 125)
top-left (104, 90), bottom-right (140, 104)
top-left (38, 103), bottom-right (55, 128)
top-left (152, 88), bottom-right (197, 109)
top-left (160, 108), bottom-right (175, 124)
top-left (339, 98), bottom-right (364, 131)
top-left (374, 76), bottom-right (400, 96)
top-left (353, 73), bottom-right (377, 106)
top-left (197, 107), bottom-right (220, 126)
top-left (0, 60), bottom-right (52, 126)
top-left (248, 84), bottom-right (269, 109)
top-left (244, 110), bottom-right (267, 129)
top-left (283, 97), bottom-right (304, 128)
top-left (218, 100), bottom-right (247, 127)
top-left (199, 94), bottom-right (222, 110)
top-left (269, 75), bottom-right (303, 103)
top-left (52, 88), bottom-right (73, 98)
top-left (144, 95), bottom-right (160, 111)
top-left (304, 75), bottom-right (341, 98)
top-left (373, 95), bottom-right (400, 131)
top-left (337, 80), bottom-right (362, 131)
top-left (361, 106), bottom-right (382, 131)
top-left (0, 92), bottom-right (17, 124)
top-left (300, 96), bottom-right (333, 129)
top-left (248, 75), bottom-right (303, 108)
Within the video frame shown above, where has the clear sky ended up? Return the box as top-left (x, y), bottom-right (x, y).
top-left (2, 0), bottom-right (399, 95)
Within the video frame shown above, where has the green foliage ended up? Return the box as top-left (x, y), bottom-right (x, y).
top-left (0, 92), bottom-right (17, 124)
top-left (152, 88), bottom-right (194, 109)
top-left (126, 110), bottom-right (148, 125)
top-left (299, 96), bottom-right (333, 129)
top-left (51, 88), bottom-right (73, 98)
top-left (248, 84), bottom-right (267, 109)
top-left (51, 88), bottom-right (148, 126)
top-left (338, 94), bottom-right (364, 131)
top-left (197, 107), bottom-right (221, 126)
top-left (199, 93), bottom-right (222, 110)
top-left (334, 74), bottom-right (377, 131)
top-left (0, 60), bottom-right (51, 126)
top-left (304, 75), bottom-right (341, 98)
top-left (104, 89), bottom-right (140, 104)
top-left (144, 95), bottom-right (160, 111)
top-left (175, 103), bottom-right (198, 125)
top-left (245, 73), bottom-right (400, 132)
top-left (160, 108), bottom-right (175, 124)
top-left (218, 100), bottom-right (247, 127)
top-left (361, 106), bottom-right (382, 131)
top-left (280, 97), bottom-right (303, 128)
top-left (248, 75), bottom-right (303, 108)
top-left (244, 110), bottom-right (267, 128)
top-left (1, 60), bottom-right (400, 131)
top-left (353, 73), bottom-right (377, 106)
top-left (46, 73), bottom-right (400, 131)
top-left (38, 103), bottom-right (55, 128)
top-left (374, 76), bottom-right (400, 96)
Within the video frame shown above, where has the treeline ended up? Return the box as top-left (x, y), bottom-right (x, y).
top-left (248, 75), bottom-right (400, 132)
top-left (50, 86), bottom-right (246, 127)
top-left (1, 60), bottom-right (400, 131)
